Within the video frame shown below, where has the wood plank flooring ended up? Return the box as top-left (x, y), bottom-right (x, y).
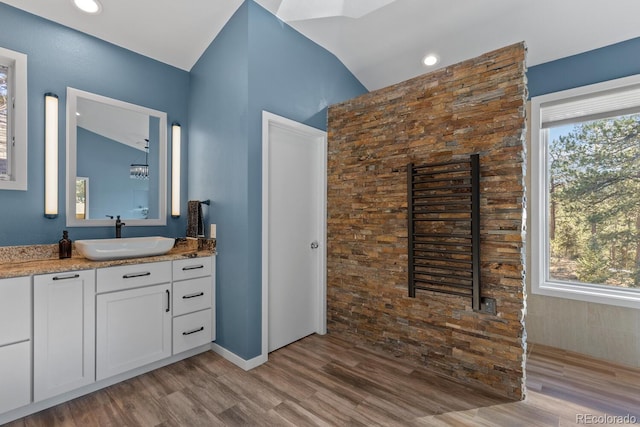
top-left (6, 335), bottom-right (640, 426)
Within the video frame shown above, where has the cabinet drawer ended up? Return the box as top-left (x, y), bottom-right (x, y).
top-left (172, 277), bottom-right (212, 317)
top-left (0, 276), bottom-right (31, 346)
top-left (173, 257), bottom-right (212, 281)
top-left (97, 261), bottom-right (171, 293)
top-left (173, 309), bottom-right (212, 354)
top-left (0, 341), bottom-right (31, 414)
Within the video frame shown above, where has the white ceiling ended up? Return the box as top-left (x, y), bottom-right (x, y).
top-left (2, 0), bottom-right (640, 91)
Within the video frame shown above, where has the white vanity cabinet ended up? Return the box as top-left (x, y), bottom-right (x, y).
top-left (0, 276), bottom-right (31, 414)
top-left (33, 270), bottom-right (95, 402)
top-left (0, 253), bottom-right (216, 425)
top-left (171, 256), bottom-right (215, 354)
top-left (96, 261), bottom-right (172, 380)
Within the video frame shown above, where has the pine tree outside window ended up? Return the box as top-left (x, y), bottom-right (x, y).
top-left (531, 75), bottom-right (640, 308)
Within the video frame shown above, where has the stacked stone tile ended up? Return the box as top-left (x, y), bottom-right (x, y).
top-left (327, 43), bottom-right (527, 399)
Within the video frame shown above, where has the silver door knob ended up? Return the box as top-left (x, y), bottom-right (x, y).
top-left (310, 241), bottom-right (319, 249)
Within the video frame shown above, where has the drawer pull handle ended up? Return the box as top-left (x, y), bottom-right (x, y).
top-left (182, 265), bottom-right (204, 271)
top-left (53, 273), bottom-right (80, 281)
top-left (182, 326), bottom-right (204, 336)
top-left (183, 292), bottom-right (204, 299)
top-left (166, 289), bottom-right (170, 313)
top-left (123, 272), bottom-right (151, 279)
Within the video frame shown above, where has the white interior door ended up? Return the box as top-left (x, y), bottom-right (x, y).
top-left (263, 111), bottom-right (327, 354)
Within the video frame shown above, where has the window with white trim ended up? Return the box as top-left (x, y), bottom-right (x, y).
top-left (531, 75), bottom-right (640, 308)
top-left (0, 46), bottom-right (27, 191)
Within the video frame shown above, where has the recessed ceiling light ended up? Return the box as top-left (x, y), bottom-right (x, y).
top-left (73, 0), bottom-right (102, 14)
top-left (423, 54), bottom-right (439, 67)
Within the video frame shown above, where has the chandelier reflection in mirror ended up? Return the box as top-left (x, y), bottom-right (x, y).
top-left (130, 139), bottom-right (149, 180)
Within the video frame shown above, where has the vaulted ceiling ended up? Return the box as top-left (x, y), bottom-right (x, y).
top-left (2, 0), bottom-right (640, 90)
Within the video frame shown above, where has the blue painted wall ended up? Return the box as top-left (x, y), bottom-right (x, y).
top-left (188, 0), bottom-right (367, 360)
top-left (189, 1), bottom-right (251, 360)
top-left (0, 3), bottom-right (189, 245)
top-left (528, 37), bottom-right (640, 97)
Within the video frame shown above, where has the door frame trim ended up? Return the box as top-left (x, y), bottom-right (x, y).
top-left (261, 110), bottom-right (327, 362)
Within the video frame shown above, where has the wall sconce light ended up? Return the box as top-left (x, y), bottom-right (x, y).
top-left (171, 123), bottom-right (181, 218)
top-left (44, 93), bottom-right (59, 219)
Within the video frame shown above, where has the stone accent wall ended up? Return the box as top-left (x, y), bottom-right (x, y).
top-left (326, 43), bottom-right (527, 399)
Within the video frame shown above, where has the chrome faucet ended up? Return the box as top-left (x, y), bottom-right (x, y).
top-left (106, 215), bottom-right (126, 238)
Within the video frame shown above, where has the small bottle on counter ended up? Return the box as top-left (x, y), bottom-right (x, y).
top-left (59, 230), bottom-right (72, 259)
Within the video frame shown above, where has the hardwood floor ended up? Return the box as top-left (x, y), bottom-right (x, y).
top-left (6, 335), bottom-right (640, 426)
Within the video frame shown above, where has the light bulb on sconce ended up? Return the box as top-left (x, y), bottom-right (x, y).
top-left (44, 93), bottom-right (59, 219)
top-left (171, 123), bottom-right (181, 218)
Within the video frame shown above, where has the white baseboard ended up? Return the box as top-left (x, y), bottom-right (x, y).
top-left (211, 343), bottom-right (267, 370)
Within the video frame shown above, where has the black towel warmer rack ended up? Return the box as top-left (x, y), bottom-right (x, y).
top-left (407, 154), bottom-right (481, 311)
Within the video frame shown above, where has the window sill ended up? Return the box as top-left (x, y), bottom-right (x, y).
top-left (0, 180), bottom-right (27, 191)
top-left (533, 279), bottom-right (640, 309)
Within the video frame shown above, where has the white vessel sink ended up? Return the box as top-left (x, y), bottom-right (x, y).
top-left (75, 236), bottom-right (175, 261)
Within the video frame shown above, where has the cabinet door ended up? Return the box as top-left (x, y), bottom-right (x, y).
top-left (33, 270), bottom-right (95, 402)
top-left (0, 341), bottom-right (31, 413)
top-left (96, 283), bottom-right (171, 380)
top-left (211, 255), bottom-right (216, 341)
top-left (0, 276), bottom-right (31, 413)
top-left (0, 276), bottom-right (31, 346)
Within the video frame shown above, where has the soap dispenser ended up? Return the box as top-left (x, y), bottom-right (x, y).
top-left (59, 230), bottom-right (72, 259)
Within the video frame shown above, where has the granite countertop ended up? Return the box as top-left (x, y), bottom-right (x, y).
top-left (0, 237), bottom-right (216, 280)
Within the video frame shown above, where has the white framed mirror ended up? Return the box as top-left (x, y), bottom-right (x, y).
top-left (66, 87), bottom-right (167, 227)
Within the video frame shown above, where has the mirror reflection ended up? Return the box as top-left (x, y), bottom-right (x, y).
top-left (66, 88), bottom-right (167, 227)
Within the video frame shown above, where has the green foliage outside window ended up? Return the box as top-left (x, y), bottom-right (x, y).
top-left (549, 114), bottom-right (640, 288)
